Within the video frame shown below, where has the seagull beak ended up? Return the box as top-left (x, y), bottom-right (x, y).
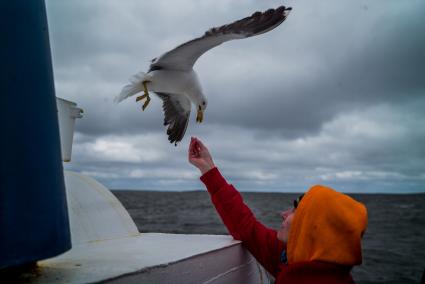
top-left (196, 106), bottom-right (204, 123)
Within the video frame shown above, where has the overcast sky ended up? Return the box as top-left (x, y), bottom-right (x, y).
top-left (45, 0), bottom-right (425, 193)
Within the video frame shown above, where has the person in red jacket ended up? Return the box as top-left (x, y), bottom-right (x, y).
top-left (188, 137), bottom-right (368, 283)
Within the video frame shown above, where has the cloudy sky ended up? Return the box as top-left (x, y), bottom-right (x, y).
top-left (45, 0), bottom-right (425, 193)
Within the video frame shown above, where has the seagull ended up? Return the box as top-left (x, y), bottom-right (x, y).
top-left (116, 6), bottom-right (292, 145)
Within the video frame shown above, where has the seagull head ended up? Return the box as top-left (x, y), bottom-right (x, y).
top-left (199, 98), bottom-right (208, 111)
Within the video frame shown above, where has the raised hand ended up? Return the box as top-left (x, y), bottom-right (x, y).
top-left (188, 137), bottom-right (216, 175)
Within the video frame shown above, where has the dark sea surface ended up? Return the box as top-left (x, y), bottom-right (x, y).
top-left (112, 190), bottom-right (425, 284)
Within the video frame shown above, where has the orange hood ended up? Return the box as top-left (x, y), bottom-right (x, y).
top-left (287, 185), bottom-right (368, 266)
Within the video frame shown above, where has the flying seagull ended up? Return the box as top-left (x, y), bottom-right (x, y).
top-left (116, 6), bottom-right (292, 145)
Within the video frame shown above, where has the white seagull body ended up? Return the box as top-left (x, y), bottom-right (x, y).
top-left (146, 70), bottom-right (203, 102)
top-left (116, 6), bottom-right (292, 145)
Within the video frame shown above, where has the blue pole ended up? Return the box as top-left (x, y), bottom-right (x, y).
top-left (0, 0), bottom-right (71, 268)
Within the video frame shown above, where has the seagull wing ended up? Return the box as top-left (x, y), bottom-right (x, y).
top-left (149, 6), bottom-right (292, 72)
top-left (155, 92), bottom-right (191, 145)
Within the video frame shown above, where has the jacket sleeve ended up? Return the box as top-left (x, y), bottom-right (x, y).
top-left (200, 167), bottom-right (285, 276)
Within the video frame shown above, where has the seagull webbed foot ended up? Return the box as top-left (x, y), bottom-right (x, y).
top-left (135, 80), bottom-right (151, 111)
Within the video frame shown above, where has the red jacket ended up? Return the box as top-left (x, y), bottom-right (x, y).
top-left (201, 167), bottom-right (367, 284)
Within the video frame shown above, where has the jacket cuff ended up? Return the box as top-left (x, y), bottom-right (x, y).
top-left (200, 167), bottom-right (228, 194)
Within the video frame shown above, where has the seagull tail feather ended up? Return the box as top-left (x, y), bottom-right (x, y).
top-left (114, 72), bottom-right (147, 103)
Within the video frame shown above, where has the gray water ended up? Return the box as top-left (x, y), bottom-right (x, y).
top-left (113, 190), bottom-right (425, 283)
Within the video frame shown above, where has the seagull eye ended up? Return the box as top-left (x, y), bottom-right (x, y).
top-left (202, 101), bottom-right (206, 106)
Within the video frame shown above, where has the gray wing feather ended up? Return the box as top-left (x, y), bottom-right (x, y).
top-left (155, 92), bottom-right (191, 145)
top-left (149, 6), bottom-right (292, 72)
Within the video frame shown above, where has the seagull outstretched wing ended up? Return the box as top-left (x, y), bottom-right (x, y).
top-left (149, 6), bottom-right (292, 72)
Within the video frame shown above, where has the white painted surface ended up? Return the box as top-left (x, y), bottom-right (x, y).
top-left (36, 234), bottom-right (271, 283)
top-left (36, 171), bottom-right (271, 283)
top-left (64, 171), bottom-right (139, 245)
top-left (56, 98), bottom-right (83, 162)
top-left (107, 237), bottom-right (272, 284)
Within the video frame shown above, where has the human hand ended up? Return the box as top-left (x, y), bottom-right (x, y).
top-left (188, 137), bottom-right (215, 175)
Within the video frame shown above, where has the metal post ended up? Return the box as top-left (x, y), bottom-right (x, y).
top-left (0, 0), bottom-right (71, 269)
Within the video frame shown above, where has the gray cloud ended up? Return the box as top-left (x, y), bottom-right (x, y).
top-left (46, 0), bottom-right (425, 193)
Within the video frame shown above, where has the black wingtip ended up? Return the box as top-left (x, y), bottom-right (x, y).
top-left (277, 6), bottom-right (292, 11)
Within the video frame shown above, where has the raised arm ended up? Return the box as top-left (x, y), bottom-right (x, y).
top-left (188, 137), bottom-right (284, 276)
